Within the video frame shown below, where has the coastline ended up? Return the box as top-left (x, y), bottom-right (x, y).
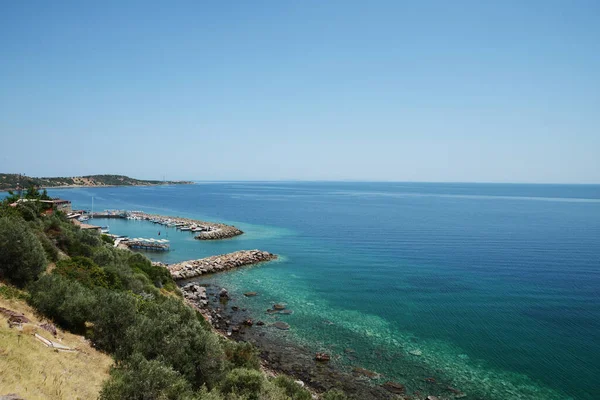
top-left (0, 182), bottom-right (195, 192)
top-left (179, 281), bottom-right (455, 400)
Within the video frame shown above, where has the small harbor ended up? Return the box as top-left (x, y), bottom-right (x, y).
top-left (81, 210), bottom-right (244, 240)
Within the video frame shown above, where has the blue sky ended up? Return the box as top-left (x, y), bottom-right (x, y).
top-left (1, 1), bottom-right (599, 183)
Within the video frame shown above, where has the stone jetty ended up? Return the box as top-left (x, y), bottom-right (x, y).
top-left (167, 250), bottom-right (278, 280)
top-left (128, 211), bottom-right (244, 240)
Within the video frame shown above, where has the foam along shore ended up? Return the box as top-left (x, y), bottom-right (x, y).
top-left (127, 211), bottom-right (244, 240)
top-left (165, 250), bottom-right (278, 280)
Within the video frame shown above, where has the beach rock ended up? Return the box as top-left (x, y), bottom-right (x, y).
top-left (315, 352), bottom-right (331, 362)
top-left (382, 381), bottom-right (405, 394)
top-left (256, 321), bottom-right (265, 326)
top-left (219, 288), bottom-right (229, 298)
top-left (39, 322), bottom-right (57, 336)
top-left (243, 319), bottom-right (254, 326)
top-left (427, 396), bottom-right (440, 400)
top-left (244, 292), bottom-right (258, 297)
top-left (231, 306), bottom-right (239, 311)
top-left (272, 321), bottom-right (290, 330)
top-left (352, 367), bottom-right (380, 379)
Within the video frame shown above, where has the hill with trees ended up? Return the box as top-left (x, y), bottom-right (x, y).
top-left (0, 173), bottom-right (193, 191)
top-left (0, 189), bottom-right (347, 400)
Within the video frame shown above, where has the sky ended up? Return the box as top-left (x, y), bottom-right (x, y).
top-left (1, 1), bottom-right (599, 183)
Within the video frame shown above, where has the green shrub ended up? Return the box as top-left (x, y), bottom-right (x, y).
top-left (93, 246), bottom-right (118, 267)
top-left (322, 389), bottom-right (348, 400)
top-left (0, 284), bottom-right (29, 301)
top-left (101, 234), bottom-right (114, 245)
top-left (116, 297), bottom-right (226, 389)
top-left (54, 256), bottom-right (121, 289)
top-left (89, 290), bottom-right (138, 353)
top-left (28, 274), bottom-right (96, 333)
top-left (222, 340), bottom-right (261, 371)
top-left (100, 353), bottom-right (197, 400)
top-left (220, 368), bottom-right (264, 400)
top-left (271, 375), bottom-right (312, 400)
top-left (0, 217), bottom-right (47, 287)
top-left (36, 231), bottom-right (59, 262)
top-left (128, 253), bottom-right (173, 289)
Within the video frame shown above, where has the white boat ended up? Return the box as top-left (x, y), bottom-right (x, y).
top-left (78, 215), bottom-right (89, 222)
top-left (100, 226), bottom-right (110, 234)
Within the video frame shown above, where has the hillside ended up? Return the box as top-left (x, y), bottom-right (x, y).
top-left (0, 174), bottom-right (193, 191)
top-left (0, 285), bottom-right (113, 399)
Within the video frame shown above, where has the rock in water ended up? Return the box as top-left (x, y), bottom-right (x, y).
top-left (272, 321), bottom-right (290, 330)
top-left (273, 303), bottom-right (286, 310)
top-left (244, 292), bottom-right (258, 297)
top-left (315, 352), bottom-right (331, 362)
top-left (383, 381), bottom-right (405, 394)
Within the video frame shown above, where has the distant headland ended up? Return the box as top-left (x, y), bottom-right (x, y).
top-left (0, 173), bottom-right (194, 191)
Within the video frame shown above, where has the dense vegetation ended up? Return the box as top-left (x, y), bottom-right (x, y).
top-left (0, 189), bottom-right (346, 399)
top-left (0, 173), bottom-right (191, 190)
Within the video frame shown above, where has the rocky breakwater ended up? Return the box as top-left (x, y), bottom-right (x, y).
top-left (168, 250), bottom-right (278, 280)
top-left (194, 224), bottom-right (244, 240)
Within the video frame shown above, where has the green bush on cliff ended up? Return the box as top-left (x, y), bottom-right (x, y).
top-left (321, 389), bottom-right (349, 400)
top-left (54, 256), bottom-right (121, 289)
top-left (271, 375), bottom-right (312, 400)
top-left (128, 252), bottom-right (173, 289)
top-left (222, 340), bottom-right (261, 371)
top-left (0, 217), bottom-right (47, 287)
top-left (89, 290), bottom-right (138, 354)
top-left (28, 274), bottom-right (96, 333)
top-left (116, 297), bottom-right (226, 389)
top-left (219, 368), bottom-right (264, 400)
top-left (100, 353), bottom-right (198, 400)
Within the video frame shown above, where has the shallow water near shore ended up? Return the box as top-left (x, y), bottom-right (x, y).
top-left (17, 182), bottom-right (600, 399)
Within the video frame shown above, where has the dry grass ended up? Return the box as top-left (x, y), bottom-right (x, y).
top-left (0, 296), bottom-right (113, 399)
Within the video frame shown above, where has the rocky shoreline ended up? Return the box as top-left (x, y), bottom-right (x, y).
top-left (165, 250), bottom-right (278, 280)
top-left (178, 282), bottom-right (461, 400)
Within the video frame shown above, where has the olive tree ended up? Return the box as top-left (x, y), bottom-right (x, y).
top-left (0, 217), bottom-right (47, 287)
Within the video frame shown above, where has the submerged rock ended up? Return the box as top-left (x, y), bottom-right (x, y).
top-left (272, 321), bottom-right (290, 330)
top-left (273, 303), bottom-right (286, 310)
top-left (244, 292), bottom-right (258, 297)
top-left (352, 367), bottom-right (380, 379)
top-left (315, 352), bottom-right (331, 362)
top-left (382, 381), bottom-right (405, 394)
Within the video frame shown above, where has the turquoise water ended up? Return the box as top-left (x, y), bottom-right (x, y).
top-left (21, 183), bottom-right (600, 399)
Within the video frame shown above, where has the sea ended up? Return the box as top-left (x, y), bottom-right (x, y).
top-left (9, 182), bottom-right (600, 399)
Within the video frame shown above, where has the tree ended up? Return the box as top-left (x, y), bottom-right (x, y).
top-left (100, 353), bottom-right (198, 400)
top-left (0, 217), bottom-right (47, 287)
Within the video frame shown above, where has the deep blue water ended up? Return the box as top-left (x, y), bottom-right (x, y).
top-left (14, 182), bottom-right (600, 399)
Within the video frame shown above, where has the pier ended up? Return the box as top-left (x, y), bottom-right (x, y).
top-left (124, 238), bottom-right (170, 252)
top-left (166, 250), bottom-right (277, 280)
